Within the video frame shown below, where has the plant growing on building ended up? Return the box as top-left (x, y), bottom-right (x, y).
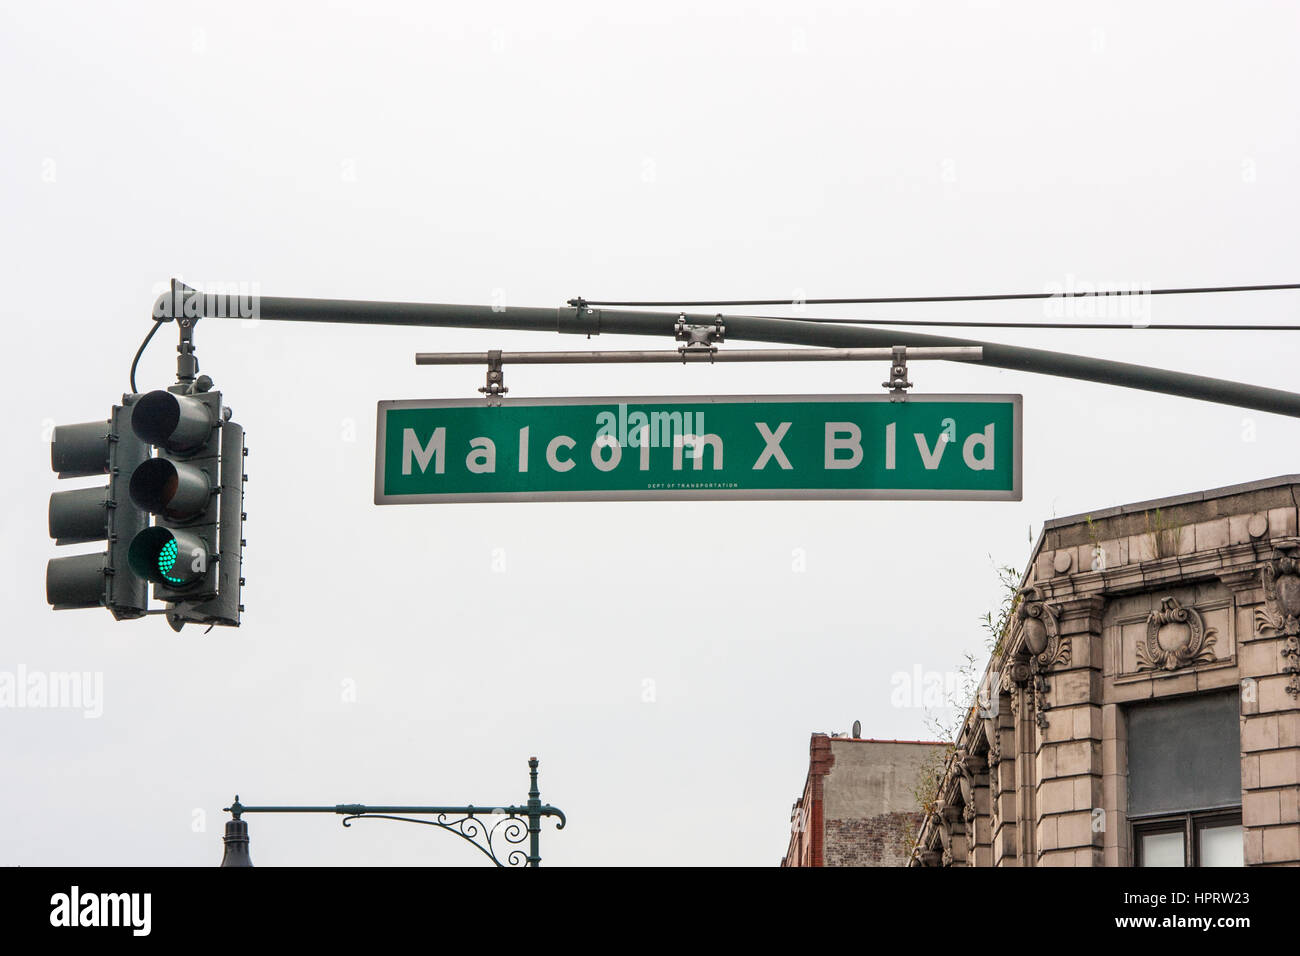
top-left (980, 561), bottom-right (1022, 659)
top-left (911, 740), bottom-right (953, 818)
top-left (1085, 514), bottom-right (1105, 569)
top-left (912, 558), bottom-right (1023, 826)
top-left (1144, 507), bottom-right (1184, 559)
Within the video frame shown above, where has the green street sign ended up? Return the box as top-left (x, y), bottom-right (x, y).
top-left (374, 394), bottom-right (1022, 504)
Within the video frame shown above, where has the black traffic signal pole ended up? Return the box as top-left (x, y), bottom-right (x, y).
top-left (158, 285), bottom-right (1300, 418)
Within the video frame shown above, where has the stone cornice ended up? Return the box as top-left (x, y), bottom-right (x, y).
top-left (1218, 566), bottom-right (1264, 592)
top-left (1036, 543), bottom-right (1269, 605)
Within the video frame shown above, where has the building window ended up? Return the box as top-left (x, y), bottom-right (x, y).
top-left (1196, 812), bottom-right (1245, 867)
top-left (1134, 811), bottom-right (1244, 867)
top-left (1126, 691), bottom-right (1242, 867)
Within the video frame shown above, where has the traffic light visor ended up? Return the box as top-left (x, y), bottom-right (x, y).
top-left (129, 457), bottom-right (210, 519)
top-left (50, 422), bottom-right (109, 477)
top-left (132, 390), bottom-right (213, 452)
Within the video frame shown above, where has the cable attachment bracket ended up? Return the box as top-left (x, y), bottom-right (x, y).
top-left (675, 313), bottom-right (726, 361)
top-left (883, 346), bottom-right (912, 402)
top-left (558, 297), bottom-right (600, 337)
top-left (479, 349), bottom-right (508, 403)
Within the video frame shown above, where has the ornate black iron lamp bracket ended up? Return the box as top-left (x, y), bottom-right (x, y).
top-left (223, 757), bottom-right (565, 867)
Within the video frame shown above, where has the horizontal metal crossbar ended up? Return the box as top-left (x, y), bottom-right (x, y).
top-left (414, 346), bottom-right (983, 365)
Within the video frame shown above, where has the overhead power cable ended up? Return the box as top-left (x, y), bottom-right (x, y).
top-left (569, 283), bottom-right (1300, 309)
top-left (749, 317), bottom-right (1300, 331)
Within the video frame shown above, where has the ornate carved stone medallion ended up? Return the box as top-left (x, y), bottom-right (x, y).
top-left (1013, 587), bottom-right (1070, 729)
top-left (1016, 586), bottom-right (1069, 671)
top-left (1137, 596), bottom-right (1217, 671)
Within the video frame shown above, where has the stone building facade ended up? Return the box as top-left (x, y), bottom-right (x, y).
top-left (783, 735), bottom-right (945, 867)
top-left (911, 475), bottom-right (1300, 867)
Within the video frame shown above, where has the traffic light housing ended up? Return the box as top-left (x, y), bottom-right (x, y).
top-left (46, 401), bottom-right (150, 619)
top-left (126, 388), bottom-right (221, 598)
top-left (126, 387), bottom-right (245, 629)
top-left (47, 387), bottom-right (246, 630)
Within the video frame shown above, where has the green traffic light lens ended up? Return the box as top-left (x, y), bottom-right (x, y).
top-left (157, 537), bottom-right (182, 583)
top-left (128, 526), bottom-right (203, 587)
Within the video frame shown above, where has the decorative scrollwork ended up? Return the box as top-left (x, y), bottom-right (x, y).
top-left (915, 846), bottom-right (942, 868)
top-left (936, 809), bottom-right (953, 862)
top-left (1001, 660), bottom-right (1030, 692)
top-left (1260, 540), bottom-right (1300, 697)
top-left (224, 759), bottom-right (566, 867)
top-left (341, 812), bottom-right (534, 867)
top-left (1002, 661), bottom-right (1028, 719)
top-left (1013, 587), bottom-right (1070, 730)
top-left (938, 805), bottom-right (963, 867)
top-left (1136, 596), bottom-right (1217, 672)
top-left (1016, 586), bottom-right (1070, 672)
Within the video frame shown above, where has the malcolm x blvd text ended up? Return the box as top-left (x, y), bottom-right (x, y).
top-left (374, 394), bottom-right (1022, 503)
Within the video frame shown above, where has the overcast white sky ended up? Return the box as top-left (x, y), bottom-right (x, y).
top-left (2, 1), bottom-right (1298, 866)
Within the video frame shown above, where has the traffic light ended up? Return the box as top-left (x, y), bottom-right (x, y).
top-left (46, 400), bottom-right (150, 619)
top-left (48, 385), bottom-right (246, 629)
top-left (126, 384), bottom-right (245, 630)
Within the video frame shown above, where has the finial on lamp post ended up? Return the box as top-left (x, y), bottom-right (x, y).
top-left (220, 796), bottom-right (254, 867)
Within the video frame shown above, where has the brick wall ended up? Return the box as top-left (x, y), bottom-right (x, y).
top-left (825, 811), bottom-right (924, 867)
top-left (784, 737), bottom-right (946, 865)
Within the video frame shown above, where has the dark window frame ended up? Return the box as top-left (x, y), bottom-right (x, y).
top-left (1132, 808), bottom-right (1242, 867)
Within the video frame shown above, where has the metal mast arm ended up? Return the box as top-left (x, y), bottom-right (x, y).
top-left (160, 287), bottom-right (1300, 418)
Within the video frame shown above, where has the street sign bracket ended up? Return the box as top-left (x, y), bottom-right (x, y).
top-left (884, 346), bottom-right (913, 402)
top-left (417, 345), bottom-right (982, 369)
top-left (443, 342), bottom-right (978, 401)
top-left (477, 349), bottom-right (508, 404)
top-left (675, 313), bottom-right (725, 352)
